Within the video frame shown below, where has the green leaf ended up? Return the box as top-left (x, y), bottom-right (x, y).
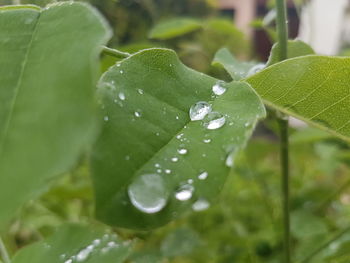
top-left (149, 18), bottom-right (202, 40)
top-left (266, 40), bottom-right (315, 66)
top-left (91, 48), bottom-right (266, 230)
top-left (12, 224), bottom-right (132, 263)
top-left (247, 55), bottom-right (350, 142)
top-left (0, 3), bottom-right (111, 224)
top-left (212, 48), bottom-right (258, 80)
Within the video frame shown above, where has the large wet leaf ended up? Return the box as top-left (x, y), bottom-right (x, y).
top-left (12, 224), bottom-right (132, 263)
top-left (91, 48), bottom-right (266, 229)
top-left (149, 18), bottom-right (201, 40)
top-left (247, 56), bottom-right (350, 142)
top-left (0, 3), bottom-right (110, 224)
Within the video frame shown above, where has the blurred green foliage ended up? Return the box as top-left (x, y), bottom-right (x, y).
top-left (2, 0), bottom-right (350, 262)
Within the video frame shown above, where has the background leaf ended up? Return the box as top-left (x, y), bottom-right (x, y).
top-left (247, 56), bottom-right (350, 142)
top-left (149, 18), bottom-right (202, 40)
top-left (0, 3), bottom-right (111, 225)
top-left (91, 48), bottom-right (266, 230)
top-left (11, 224), bottom-right (132, 263)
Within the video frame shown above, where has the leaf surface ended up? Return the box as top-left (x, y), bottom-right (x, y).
top-left (247, 55), bottom-right (350, 142)
top-left (12, 224), bottom-right (132, 263)
top-left (0, 3), bottom-right (110, 224)
top-left (92, 48), bottom-right (266, 229)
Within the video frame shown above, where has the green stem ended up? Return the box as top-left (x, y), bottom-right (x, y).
top-left (0, 236), bottom-right (10, 263)
top-left (275, 0), bottom-right (290, 262)
top-left (102, 46), bottom-right (130, 59)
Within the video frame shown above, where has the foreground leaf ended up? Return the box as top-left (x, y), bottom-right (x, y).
top-left (12, 224), bottom-right (132, 263)
top-left (91, 48), bottom-right (265, 229)
top-left (247, 56), bottom-right (350, 142)
top-left (0, 3), bottom-right (111, 224)
top-left (149, 18), bottom-right (202, 40)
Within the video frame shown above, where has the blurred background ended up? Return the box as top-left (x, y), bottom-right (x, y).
top-left (2, 0), bottom-right (350, 262)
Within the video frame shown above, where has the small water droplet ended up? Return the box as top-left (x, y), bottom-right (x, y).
top-left (175, 184), bottom-right (194, 201)
top-left (176, 116), bottom-right (179, 120)
top-left (155, 163), bottom-right (161, 168)
top-left (203, 139), bottom-right (211, 143)
top-left (118, 92), bottom-right (125, 100)
top-left (192, 198), bottom-right (210, 211)
top-left (125, 155), bottom-right (130, 160)
top-left (178, 148), bottom-right (188, 155)
top-left (137, 89), bottom-right (144, 94)
top-left (189, 101), bottom-right (212, 121)
top-left (156, 132), bottom-right (160, 136)
top-left (204, 112), bottom-right (226, 130)
top-left (128, 174), bottom-right (168, 213)
top-left (212, 81), bottom-right (226, 96)
top-left (247, 63), bottom-right (265, 77)
top-left (104, 116), bottom-right (109, 121)
top-left (225, 148), bottom-right (238, 167)
top-left (116, 63), bottom-right (121, 67)
top-left (156, 169), bottom-right (162, 173)
top-left (188, 179), bottom-right (193, 184)
top-left (120, 70), bottom-right (124, 74)
top-left (176, 133), bottom-right (184, 139)
top-left (171, 157), bottom-right (178, 162)
top-left (165, 169), bottom-right (171, 174)
top-left (134, 111), bottom-right (142, 117)
top-left (198, 171), bottom-right (208, 180)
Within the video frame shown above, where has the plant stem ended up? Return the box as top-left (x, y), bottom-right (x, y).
top-left (0, 237), bottom-right (10, 263)
top-left (102, 46), bottom-right (130, 59)
top-left (275, 0), bottom-right (290, 262)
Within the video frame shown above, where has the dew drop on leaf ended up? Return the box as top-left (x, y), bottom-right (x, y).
top-left (175, 184), bottom-right (194, 201)
top-left (134, 111), bottom-right (142, 117)
top-left (204, 112), bottom-right (226, 130)
top-left (103, 116), bottom-right (109, 121)
top-left (171, 157), bottom-right (179, 162)
top-left (192, 198), bottom-right (210, 211)
top-left (212, 81), bottom-right (226, 95)
top-left (137, 88), bottom-right (144, 94)
top-left (247, 63), bottom-right (265, 77)
top-left (128, 173), bottom-right (168, 213)
top-left (189, 101), bottom-right (212, 121)
top-left (177, 148), bottom-right (188, 155)
top-left (203, 138), bottom-right (211, 143)
top-left (118, 92), bottom-right (125, 101)
top-left (198, 171), bottom-right (208, 180)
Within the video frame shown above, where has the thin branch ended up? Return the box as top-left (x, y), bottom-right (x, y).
top-left (102, 46), bottom-right (130, 59)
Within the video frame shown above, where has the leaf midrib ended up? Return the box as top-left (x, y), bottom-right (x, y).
top-left (0, 10), bottom-right (41, 157)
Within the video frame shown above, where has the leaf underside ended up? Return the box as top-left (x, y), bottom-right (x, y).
top-left (91, 48), bottom-right (266, 230)
top-left (0, 3), bottom-right (111, 225)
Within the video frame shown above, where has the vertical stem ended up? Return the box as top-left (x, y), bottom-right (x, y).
top-left (0, 236), bottom-right (10, 263)
top-left (275, 0), bottom-right (290, 262)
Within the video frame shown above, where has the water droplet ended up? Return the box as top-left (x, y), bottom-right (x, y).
top-left (120, 70), bottom-right (124, 74)
top-left (204, 112), bottom-right (226, 130)
top-left (212, 81), bottom-right (226, 96)
top-left (134, 111), bottom-right (142, 117)
top-left (192, 198), bottom-right (210, 211)
top-left (171, 157), bottom-right (178, 162)
top-left (104, 116), bottom-right (109, 121)
top-left (155, 163), bottom-right (161, 168)
top-left (137, 89), bottom-right (144, 94)
top-left (176, 133), bottom-right (184, 139)
top-left (165, 169), bottom-right (171, 174)
top-left (198, 171), bottom-right (208, 180)
top-left (247, 63), bottom-right (265, 77)
top-left (76, 245), bottom-right (94, 262)
top-left (128, 173), bottom-right (168, 213)
top-left (225, 148), bottom-right (238, 167)
top-left (125, 155), bottom-right (130, 160)
top-left (156, 132), bottom-right (160, 136)
top-left (118, 92), bottom-right (125, 101)
top-left (175, 184), bottom-right (194, 201)
top-left (93, 239), bottom-right (101, 246)
top-left (178, 148), bottom-right (188, 155)
top-left (156, 169), bottom-right (162, 173)
top-left (116, 63), bottom-right (121, 67)
top-left (189, 101), bottom-right (212, 121)
top-left (64, 259), bottom-right (73, 263)
top-left (176, 116), bottom-right (179, 120)
top-left (203, 139), bottom-right (211, 143)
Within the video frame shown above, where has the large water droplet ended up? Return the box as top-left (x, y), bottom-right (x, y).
top-left (198, 171), bottom-right (208, 180)
top-left (118, 92), bottom-right (125, 101)
top-left (192, 198), bottom-right (210, 211)
top-left (189, 101), bottom-right (212, 121)
top-left (178, 148), bottom-right (188, 155)
top-left (128, 173), bottom-right (168, 213)
top-left (175, 184), bottom-right (194, 201)
top-left (212, 81), bottom-right (226, 96)
top-left (204, 112), bottom-right (226, 130)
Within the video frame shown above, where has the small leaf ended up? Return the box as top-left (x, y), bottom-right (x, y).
top-left (11, 224), bottom-right (132, 263)
top-left (149, 18), bottom-right (202, 40)
top-left (212, 48), bottom-right (258, 80)
top-left (91, 48), bottom-right (266, 229)
top-left (0, 3), bottom-right (111, 224)
top-left (247, 55), bottom-right (350, 142)
top-left (266, 40), bottom-right (315, 66)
